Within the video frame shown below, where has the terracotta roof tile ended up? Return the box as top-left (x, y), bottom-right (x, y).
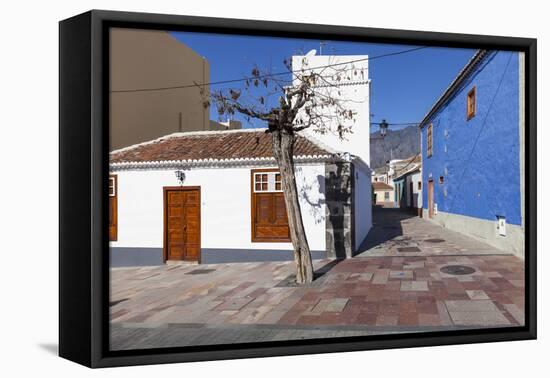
top-left (110, 129), bottom-right (332, 163)
top-left (372, 181), bottom-right (393, 190)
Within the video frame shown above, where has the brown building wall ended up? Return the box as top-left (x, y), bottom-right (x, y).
top-left (110, 28), bottom-right (210, 150)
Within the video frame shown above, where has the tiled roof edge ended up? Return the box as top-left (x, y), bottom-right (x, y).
top-left (419, 49), bottom-right (489, 129)
top-left (393, 163), bottom-right (421, 180)
top-left (109, 154), bottom-right (336, 171)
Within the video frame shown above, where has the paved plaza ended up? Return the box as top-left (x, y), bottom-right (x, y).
top-left (110, 209), bottom-right (525, 350)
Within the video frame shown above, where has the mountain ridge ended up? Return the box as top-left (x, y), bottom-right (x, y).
top-left (370, 125), bottom-right (420, 169)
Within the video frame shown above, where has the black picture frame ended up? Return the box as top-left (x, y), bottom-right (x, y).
top-left (59, 9), bottom-right (537, 368)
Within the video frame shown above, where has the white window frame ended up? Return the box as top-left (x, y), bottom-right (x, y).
top-left (253, 172), bottom-right (283, 193)
top-left (109, 176), bottom-right (117, 197)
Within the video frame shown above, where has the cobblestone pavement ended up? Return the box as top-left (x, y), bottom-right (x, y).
top-left (110, 209), bottom-right (525, 350)
top-left (356, 207), bottom-right (509, 257)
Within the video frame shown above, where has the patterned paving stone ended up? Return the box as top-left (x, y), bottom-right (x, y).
top-left (401, 281), bottom-right (429, 291)
top-left (390, 270), bottom-right (414, 279)
top-left (445, 300), bottom-right (500, 313)
top-left (356, 208), bottom-right (511, 258)
top-left (503, 303), bottom-right (525, 325)
top-left (215, 297), bottom-right (255, 311)
top-left (376, 315), bottom-right (398, 326)
top-left (110, 209), bottom-right (525, 350)
top-left (448, 311), bottom-right (510, 326)
top-left (466, 290), bottom-right (490, 300)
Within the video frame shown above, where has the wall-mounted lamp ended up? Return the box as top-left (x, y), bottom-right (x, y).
top-left (175, 170), bottom-right (186, 185)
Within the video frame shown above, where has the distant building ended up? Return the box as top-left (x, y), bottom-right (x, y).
top-left (110, 28), bottom-right (214, 150)
top-left (209, 119), bottom-right (243, 131)
top-left (371, 166), bottom-right (389, 184)
top-left (372, 159), bottom-right (415, 208)
top-left (387, 159), bottom-right (408, 178)
top-left (420, 50), bottom-right (525, 257)
top-left (372, 181), bottom-right (394, 206)
top-left (392, 155), bottom-right (422, 216)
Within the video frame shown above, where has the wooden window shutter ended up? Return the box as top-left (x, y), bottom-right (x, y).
top-left (251, 170), bottom-right (290, 242)
top-left (427, 123), bottom-right (433, 158)
top-left (467, 86), bottom-right (476, 120)
top-left (109, 175), bottom-right (118, 241)
top-left (273, 193), bottom-right (288, 225)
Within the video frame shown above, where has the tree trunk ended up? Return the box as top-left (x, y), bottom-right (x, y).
top-left (270, 127), bottom-right (314, 284)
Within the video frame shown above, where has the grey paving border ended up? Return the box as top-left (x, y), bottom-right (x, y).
top-left (110, 322), bottom-right (517, 351)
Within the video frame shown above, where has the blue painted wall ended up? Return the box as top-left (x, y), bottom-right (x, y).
top-left (421, 51), bottom-right (522, 225)
top-left (394, 177), bottom-right (405, 207)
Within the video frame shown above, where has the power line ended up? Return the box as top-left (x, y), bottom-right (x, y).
top-left (111, 46), bottom-right (429, 93)
top-left (371, 122), bottom-right (420, 127)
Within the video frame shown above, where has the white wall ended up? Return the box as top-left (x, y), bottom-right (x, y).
top-left (404, 170), bottom-right (423, 209)
top-left (110, 163), bottom-right (327, 251)
top-left (354, 163), bottom-right (373, 248)
top-left (375, 189), bottom-right (393, 204)
top-left (292, 55), bottom-right (371, 165)
top-left (372, 173), bottom-right (388, 183)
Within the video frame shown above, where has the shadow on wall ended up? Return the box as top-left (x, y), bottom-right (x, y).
top-left (400, 188), bottom-right (407, 208)
top-left (296, 163), bottom-right (353, 259)
top-left (296, 166), bottom-right (325, 225)
top-left (325, 164), bottom-right (352, 259)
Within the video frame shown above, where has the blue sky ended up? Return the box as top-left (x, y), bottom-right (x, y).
top-left (170, 31), bottom-right (475, 131)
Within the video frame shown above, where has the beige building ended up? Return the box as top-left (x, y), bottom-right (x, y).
top-left (110, 28), bottom-right (212, 150)
top-left (372, 181), bottom-right (394, 206)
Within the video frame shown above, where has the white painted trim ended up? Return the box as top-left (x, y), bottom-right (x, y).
top-left (109, 154), bottom-right (336, 171)
top-left (253, 171), bottom-right (283, 193)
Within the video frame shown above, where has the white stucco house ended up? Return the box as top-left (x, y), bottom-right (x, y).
top-left (108, 52), bottom-right (373, 267)
top-left (372, 170), bottom-right (389, 184)
top-left (109, 129), bottom-right (372, 266)
top-left (372, 181), bottom-right (394, 205)
top-left (393, 161), bottom-right (423, 216)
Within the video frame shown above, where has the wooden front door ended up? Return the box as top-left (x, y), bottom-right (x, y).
top-left (428, 180), bottom-right (434, 218)
top-left (164, 187), bottom-right (201, 262)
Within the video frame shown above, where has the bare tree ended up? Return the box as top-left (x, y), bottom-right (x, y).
top-left (204, 56), bottom-right (359, 284)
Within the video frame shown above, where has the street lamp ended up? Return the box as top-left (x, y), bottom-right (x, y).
top-left (379, 119), bottom-right (389, 137)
